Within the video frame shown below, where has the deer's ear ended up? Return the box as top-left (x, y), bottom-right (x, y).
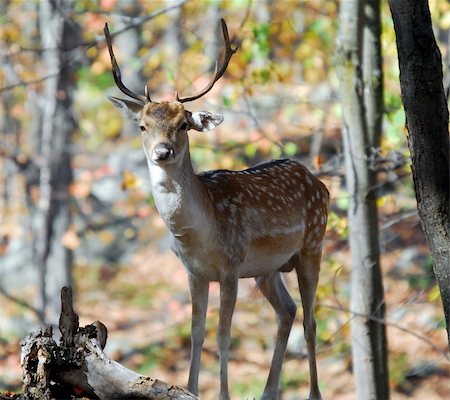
top-left (108, 96), bottom-right (144, 122)
top-left (187, 111), bottom-right (224, 132)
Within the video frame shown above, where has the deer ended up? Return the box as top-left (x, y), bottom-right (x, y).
top-left (104, 19), bottom-right (328, 400)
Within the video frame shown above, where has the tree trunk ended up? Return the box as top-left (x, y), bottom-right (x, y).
top-left (336, 1), bottom-right (390, 399)
top-left (362, 1), bottom-right (390, 395)
top-left (36, 0), bottom-right (79, 323)
top-left (363, 0), bottom-right (383, 149)
top-left (389, 0), bottom-right (450, 348)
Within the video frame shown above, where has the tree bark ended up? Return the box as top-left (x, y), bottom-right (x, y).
top-left (336, 1), bottom-right (390, 399)
top-left (389, 0), bottom-right (450, 348)
top-left (363, 0), bottom-right (384, 149)
top-left (36, 0), bottom-right (79, 323)
top-left (17, 287), bottom-right (198, 400)
top-left (362, 1), bottom-right (390, 395)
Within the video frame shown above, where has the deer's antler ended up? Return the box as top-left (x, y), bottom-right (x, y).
top-left (104, 23), bottom-right (148, 104)
top-left (176, 19), bottom-right (238, 103)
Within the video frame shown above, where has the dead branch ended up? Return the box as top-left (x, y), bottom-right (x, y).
top-left (14, 286), bottom-right (198, 400)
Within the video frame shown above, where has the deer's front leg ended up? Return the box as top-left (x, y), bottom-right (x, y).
top-left (217, 274), bottom-right (238, 400)
top-left (187, 274), bottom-right (209, 395)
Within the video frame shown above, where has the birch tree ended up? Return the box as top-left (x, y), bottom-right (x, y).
top-left (335, 1), bottom-right (389, 398)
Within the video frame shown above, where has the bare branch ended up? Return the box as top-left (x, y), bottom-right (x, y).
top-left (0, 1), bottom-right (186, 94)
top-left (320, 302), bottom-right (450, 361)
top-left (0, 285), bottom-right (45, 323)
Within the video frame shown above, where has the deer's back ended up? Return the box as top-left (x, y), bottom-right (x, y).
top-left (198, 159), bottom-right (329, 266)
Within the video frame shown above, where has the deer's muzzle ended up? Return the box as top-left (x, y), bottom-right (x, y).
top-left (152, 143), bottom-right (175, 162)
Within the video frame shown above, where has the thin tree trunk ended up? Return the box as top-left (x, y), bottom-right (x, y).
top-left (389, 0), bottom-right (450, 349)
top-left (336, 1), bottom-right (389, 398)
top-left (362, 1), bottom-right (389, 395)
top-left (36, 0), bottom-right (79, 323)
top-left (363, 0), bottom-right (383, 149)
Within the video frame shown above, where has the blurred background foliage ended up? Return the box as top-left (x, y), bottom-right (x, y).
top-left (0, 1), bottom-right (449, 399)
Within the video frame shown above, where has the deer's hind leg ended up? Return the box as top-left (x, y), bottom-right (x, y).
top-left (256, 271), bottom-right (297, 400)
top-left (296, 251), bottom-right (322, 400)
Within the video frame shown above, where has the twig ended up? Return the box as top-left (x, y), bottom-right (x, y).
top-left (0, 1), bottom-right (186, 94)
top-left (241, 91), bottom-right (283, 149)
top-left (0, 72), bottom-right (60, 94)
top-left (319, 302), bottom-right (450, 361)
top-left (381, 209), bottom-right (418, 230)
top-left (0, 285), bottom-right (45, 323)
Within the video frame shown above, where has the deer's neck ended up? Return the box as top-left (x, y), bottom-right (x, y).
top-left (147, 152), bottom-right (212, 238)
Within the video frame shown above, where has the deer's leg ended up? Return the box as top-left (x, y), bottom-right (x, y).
top-left (187, 274), bottom-right (209, 395)
top-left (217, 274), bottom-right (238, 400)
top-left (296, 252), bottom-right (322, 400)
top-left (256, 271), bottom-right (297, 400)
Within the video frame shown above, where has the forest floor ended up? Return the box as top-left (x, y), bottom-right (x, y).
top-left (1, 214), bottom-right (449, 399)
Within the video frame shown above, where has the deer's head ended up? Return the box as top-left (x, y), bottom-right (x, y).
top-left (105, 20), bottom-right (237, 167)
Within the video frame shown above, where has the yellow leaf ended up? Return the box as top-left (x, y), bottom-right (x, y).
top-left (98, 230), bottom-right (115, 245)
top-left (121, 170), bottom-right (141, 191)
top-left (439, 12), bottom-right (450, 30)
top-left (427, 285), bottom-right (441, 302)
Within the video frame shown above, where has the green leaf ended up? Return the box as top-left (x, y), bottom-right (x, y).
top-left (336, 193), bottom-right (349, 211)
top-left (222, 94), bottom-right (232, 107)
top-left (283, 141), bottom-right (298, 157)
top-left (253, 22), bottom-right (270, 59)
top-left (271, 146), bottom-right (282, 159)
top-left (244, 143), bottom-right (257, 158)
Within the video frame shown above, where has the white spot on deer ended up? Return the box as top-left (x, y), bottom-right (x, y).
top-left (217, 198), bottom-right (230, 212)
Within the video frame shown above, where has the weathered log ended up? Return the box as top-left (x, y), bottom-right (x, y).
top-left (16, 287), bottom-right (198, 400)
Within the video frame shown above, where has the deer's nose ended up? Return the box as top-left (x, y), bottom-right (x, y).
top-left (152, 143), bottom-right (175, 161)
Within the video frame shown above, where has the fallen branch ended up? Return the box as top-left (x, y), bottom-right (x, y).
top-left (13, 287), bottom-right (198, 400)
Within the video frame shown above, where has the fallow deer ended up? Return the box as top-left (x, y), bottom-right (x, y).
top-left (104, 19), bottom-right (327, 400)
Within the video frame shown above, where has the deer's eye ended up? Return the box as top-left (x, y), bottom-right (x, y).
top-left (140, 125), bottom-right (146, 132)
top-left (180, 122), bottom-right (189, 131)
